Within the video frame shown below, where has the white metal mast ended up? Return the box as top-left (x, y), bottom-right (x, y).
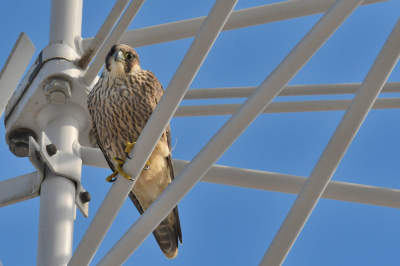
top-left (37, 1), bottom-right (83, 265)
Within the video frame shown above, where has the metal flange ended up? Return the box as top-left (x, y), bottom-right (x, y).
top-left (4, 42), bottom-right (96, 154)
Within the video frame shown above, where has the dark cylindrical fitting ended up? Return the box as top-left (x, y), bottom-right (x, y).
top-left (13, 142), bottom-right (29, 157)
top-left (46, 144), bottom-right (58, 156)
top-left (80, 191), bottom-right (91, 203)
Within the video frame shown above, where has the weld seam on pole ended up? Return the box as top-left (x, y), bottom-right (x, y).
top-left (95, 0), bottom-right (360, 265)
top-left (259, 17), bottom-right (400, 266)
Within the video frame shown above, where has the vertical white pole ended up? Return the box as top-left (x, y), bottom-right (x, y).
top-left (36, 115), bottom-right (80, 266)
top-left (49, 0), bottom-right (83, 50)
top-left (36, 1), bottom-right (83, 265)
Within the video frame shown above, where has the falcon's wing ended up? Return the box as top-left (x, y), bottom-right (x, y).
top-left (147, 70), bottom-right (164, 104)
top-left (165, 125), bottom-right (174, 179)
top-left (148, 71), bottom-right (182, 243)
top-left (91, 122), bottom-right (116, 172)
top-left (165, 124), bottom-right (182, 244)
top-left (147, 71), bottom-right (176, 181)
top-left (128, 71), bottom-right (168, 215)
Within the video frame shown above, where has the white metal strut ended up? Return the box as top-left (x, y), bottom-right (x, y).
top-left (260, 16), bottom-right (400, 266)
top-left (80, 0), bottom-right (390, 50)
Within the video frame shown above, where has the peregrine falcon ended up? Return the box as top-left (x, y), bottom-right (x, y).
top-left (87, 44), bottom-right (182, 259)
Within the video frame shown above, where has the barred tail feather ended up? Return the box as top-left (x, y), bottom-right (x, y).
top-left (152, 207), bottom-right (182, 259)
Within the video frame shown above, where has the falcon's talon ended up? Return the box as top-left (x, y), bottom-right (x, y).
top-left (124, 142), bottom-right (136, 159)
top-left (124, 142), bottom-right (151, 170)
top-left (105, 171), bottom-right (118, 182)
top-left (144, 160), bottom-right (151, 170)
top-left (113, 156), bottom-right (125, 164)
top-left (105, 157), bottom-right (134, 181)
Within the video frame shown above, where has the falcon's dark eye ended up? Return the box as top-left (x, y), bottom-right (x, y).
top-left (126, 53), bottom-right (134, 61)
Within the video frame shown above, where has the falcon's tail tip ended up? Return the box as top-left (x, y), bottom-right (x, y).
top-left (165, 248), bottom-right (178, 259)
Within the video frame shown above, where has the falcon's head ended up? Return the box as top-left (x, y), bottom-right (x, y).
top-left (105, 44), bottom-right (140, 76)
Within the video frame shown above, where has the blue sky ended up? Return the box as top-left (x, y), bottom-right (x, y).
top-left (1, 0), bottom-right (400, 265)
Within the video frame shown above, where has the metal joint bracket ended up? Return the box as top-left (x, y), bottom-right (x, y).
top-left (32, 132), bottom-right (89, 217)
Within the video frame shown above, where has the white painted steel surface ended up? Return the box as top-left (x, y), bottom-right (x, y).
top-left (76, 145), bottom-right (108, 169)
top-left (36, 1), bottom-right (83, 265)
top-left (0, 33), bottom-right (35, 117)
top-left (83, 0), bottom-right (145, 86)
top-left (81, 0), bottom-right (389, 50)
top-left (260, 17), bottom-right (400, 266)
top-left (37, 114), bottom-right (81, 266)
top-left (77, 0), bottom-right (130, 69)
top-left (96, 0), bottom-right (359, 264)
top-left (49, 0), bottom-right (82, 51)
top-left (175, 98), bottom-right (400, 116)
top-left (0, 172), bottom-right (40, 208)
top-left (183, 82), bottom-right (400, 99)
top-left (69, 1), bottom-right (237, 265)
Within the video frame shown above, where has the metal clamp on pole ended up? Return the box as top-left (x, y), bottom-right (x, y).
top-left (34, 132), bottom-right (90, 217)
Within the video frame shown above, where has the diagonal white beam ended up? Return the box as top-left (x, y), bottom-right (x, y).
top-left (68, 1), bottom-right (238, 265)
top-left (76, 0), bottom-right (130, 70)
top-left (96, 1), bottom-right (360, 264)
top-left (173, 160), bottom-right (400, 209)
top-left (183, 82), bottom-right (400, 99)
top-left (174, 98), bottom-right (400, 117)
top-left (76, 147), bottom-right (400, 209)
top-left (83, 0), bottom-right (145, 87)
top-left (81, 0), bottom-right (389, 50)
top-left (260, 17), bottom-right (400, 266)
top-left (0, 33), bottom-right (35, 117)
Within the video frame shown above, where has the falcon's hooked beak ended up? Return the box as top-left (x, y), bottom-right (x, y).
top-left (113, 51), bottom-right (124, 62)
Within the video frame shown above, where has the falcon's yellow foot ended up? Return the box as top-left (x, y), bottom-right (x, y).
top-left (124, 142), bottom-right (136, 159)
top-left (105, 157), bottom-right (132, 182)
top-left (115, 157), bottom-right (132, 180)
top-left (124, 141), bottom-right (151, 170)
